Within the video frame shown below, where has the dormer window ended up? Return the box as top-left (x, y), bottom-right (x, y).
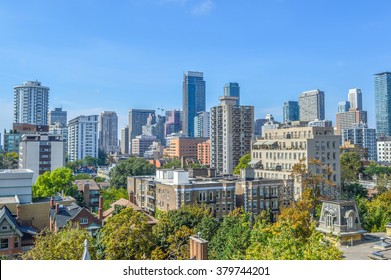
top-left (80, 218), bottom-right (88, 225)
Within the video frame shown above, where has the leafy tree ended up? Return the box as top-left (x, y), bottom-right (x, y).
top-left (1, 152), bottom-right (19, 169)
top-left (98, 149), bottom-right (108, 166)
top-left (83, 155), bottom-right (99, 167)
top-left (209, 208), bottom-right (252, 260)
top-left (340, 152), bottom-right (363, 184)
top-left (23, 224), bottom-right (96, 260)
top-left (73, 173), bottom-right (93, 180)
top-left (100, 187), bottom-right (129, 210)
top-left (33, 167), bottom-right (76, 198)
top-left (341, 182), bottom-right (368, 200)
top-left (363, 161), bottom-right (391, 178)
top-left (97, 207), bottom-right (154, 260)
top-left (94, 176), bottom-right (106, 183)
top-left (233, 153), bottom-right (251, 175)
top-left (161, 158), bottom-right (181, 169)
top-left (109, 157), bottom-right (155, 188)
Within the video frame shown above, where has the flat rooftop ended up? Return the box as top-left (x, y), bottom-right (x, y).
top-left (340, 233), bottom-right (391, 260)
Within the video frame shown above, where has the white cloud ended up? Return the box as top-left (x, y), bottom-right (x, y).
top-left (192, 0), bottom-right (215, 15)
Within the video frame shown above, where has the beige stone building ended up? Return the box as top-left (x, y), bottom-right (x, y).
top-left (128, 169), bottom-right (236, 218)
top-left (251, 125), bottom-right (341, 199)
top-left (164, 136), bottom-right (208, 159)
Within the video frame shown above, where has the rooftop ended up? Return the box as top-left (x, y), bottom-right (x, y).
top-left (340, 233), bottom-right (391, 260)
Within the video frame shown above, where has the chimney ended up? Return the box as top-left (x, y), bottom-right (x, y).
top-left (128, 191), bottom-right (134, 204)
top-left (189, 234), bottom-right (208, 260)
top-left (181, 156), bottom-right (185, 169)
top-left (55, 203), bottom-right (60, 214)
top-left (50, 196), bottom-right (55, 209)
top-left (16, 204), bottom-right (21, 220)
top-left (98, 196), bottom-right (103, 220)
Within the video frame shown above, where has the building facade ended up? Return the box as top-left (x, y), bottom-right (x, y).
top-left (99, 111), bottom-right (119, 154)
top-left (13, 81), bottom-right (49, 126)
top-left (48, 107), bottom-right (67, 126)
top-left (210, 96), bottom-right (254, 174)
top-left (19, 133), bottom-right (65, 183)
top-left (341, 124), bottom-right (377, 161)
top-left (224, 82), bottom-right (240, 105)
top-left (336, 109), bottom-right (367, 135)
top-left (131, 135), bottom-right (157, 157)
top-left (0, 169), bottom-right (34, 204)
top-left (194, 111), bottom-right (210, 138)
top-left (298, 89), bottom-right (325, 122)
top-left (165, 136), bottom-right (208, 159)
top-left (377, 136), bottom-right (391, 163)
top-left (67, 115), bottom-right (99, 162)
top-left (120, 125), bottom-right (129, 154)
top-left (375, 72), bottom-right (391, 137)
top-left (165, 110), bottom-right (182, 137)
top-left (283, 101), bottom-right (299, 123)
top-left (348, 88), bottom-right (363, 111)
top-left (197, 139), bottom-right (211, 166)
top-left (128, 109), bottom-right (155, 151)
top-left (182, 71), bottom-right (206, 137)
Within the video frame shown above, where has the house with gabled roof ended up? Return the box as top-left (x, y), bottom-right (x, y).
top-left (48, 197), bottom-right (102, 236)
top-left (0, 205), bottom-right (37, 257)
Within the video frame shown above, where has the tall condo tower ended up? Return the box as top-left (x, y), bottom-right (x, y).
top-left (182, 71), bottom-right (206, 137)
top-left (375, 72), bottom-right (391, 137)
top-left (14, 81), bottom-right (49, 125)
top-left (298, 89), bottom-right (325, 122)
top-left (224, 82), bottom-right (240, 105)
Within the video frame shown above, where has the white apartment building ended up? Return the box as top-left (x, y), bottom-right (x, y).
top-left (377, 136), bottom-right (391, 163)
top-left (19, 133), bottom-right (65, 183)
top-left (210, 96), bottom-right (254, 174)
top-left (68, 115), bottom-right (99, 162)
top-left (251, 125), bottom-right (341, 199)
top-left (0, 169), bottom-right (34, 204)
top-left (298, 89), bottom-right (325, 122)
top-left (194, 111), bottom-right (210, 138)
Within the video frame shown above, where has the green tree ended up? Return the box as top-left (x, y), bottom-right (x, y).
top-left (209, 208), bottom-right (252, 260)
top-left (1, 152), bottom-right (19, 169)
top-left (340, 152), bottom-right (363, 184)
top-left (98, 149), bottom-right (108, 166)
top-left (341, 182), bottom-right (368, 200)
top-left (97, 207), bottom-right (154, 260)
top-left (161, 158), bottom-right (181, 169)
top-left (100, 187), bottom-right (129, 210)
top-left (363, 161), bottom-right (391, 178)
top-left (109, 157), bottom-right (155, 188)
top-left (233, 153), bottom-right (251, 175)
top-left (23, 224), bottom-right (96, 260)
top-left (32, 167), bottom-right (75, 198)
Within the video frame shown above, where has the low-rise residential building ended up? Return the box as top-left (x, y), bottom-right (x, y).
top-left (165, 136), bottom-right (208, 159)
top-left (131, 135), bottom-right (157, 157)
top-left (0, 169), bottom-right (34, 204)
top-left (74, 179), bottom-right (101, 212)
top-left (128, 169), bottom-right (236, 218)
top-left (377, 136), bottom-right (391, 163)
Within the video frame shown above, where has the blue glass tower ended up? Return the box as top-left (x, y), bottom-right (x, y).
top-left (283, 101), bottom-right (299, 123)
top-left (375, 72), bottom-right (391, 136)
top-left (183, 71), bottom-right (206, 137)
top-left (224, 82), bottom-right (240, 105)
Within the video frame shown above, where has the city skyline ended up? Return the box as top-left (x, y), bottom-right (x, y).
top-left (1, 1), bottom-right (391, 134)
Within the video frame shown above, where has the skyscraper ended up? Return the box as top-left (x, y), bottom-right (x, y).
top-left (128, 109), bottom-right (155, 152)
top-left (283, 101), bottom-right (299, 123)
top-left (14, 81), bottom-right (49, 125)
top-left (68, 115), bottom-right (99, 162)
top-left (99, 111), bottom-right (119, 154)
top-left (182, 71), bottom-right (206, 137)
top-left (165, 110), bottom-right (182, 137)
top-left (210, 96), bottom-right (254, 174)
top-left (48, 107), bottom-right (67, 126)
top-left (337, 101), bottom-right (350, 113)
top-left (348, 88), bottom-right (363, 111)
top-left (375, 72), bottom-right (391, 137)
top-left (120, 126), bottom-right (129, 154)
top-left (194, 111), bottom-right (210, 138)
top-left (224, 82), bottom-right (240, 105)
top-left (298, 89), bottom-right (325, 122)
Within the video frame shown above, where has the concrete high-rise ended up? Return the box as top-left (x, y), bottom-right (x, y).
top-left (283, 101), bottom-right (299, 123)
top-left (128, 109), bottom-right (155, 151)
top-left (224, 82), bottom-right (240, 105)
top-left (165, 110), bottom-right (182, 137)
top-left (48, 108), bottom-right (67, 126)
top-left (68, 115), bottom-right (99, 162)
top-left (337, 101), bottom-right (350, 113)
top-left (194, 111), bottom-right (210, 138)
top-left (348, 88), bottom-right (362, 111)
top-left (298, 89), bottom-right (325, 122)
top-left (375, 72), bottom-right (391, 136)
top-left (99, 111), bottom-right (119, 154)
top-left (120, 126), bottom-right (129, 154)
top-left (342, 124), bottom-right (377, 161)
top-left (210, 96), bottom-right (254, 174)
top-left (14, 81), bottom-right (49, 125)
top-left (183, 71), bottom-right (206, 137)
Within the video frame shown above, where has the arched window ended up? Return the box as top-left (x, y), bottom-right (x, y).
top-left (346, 211), bottom-right (356, 230)
top-left (326, 212), bottom-right (333, 228)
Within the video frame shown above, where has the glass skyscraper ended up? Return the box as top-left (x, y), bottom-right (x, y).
top-left (283, 101), bottom-right (299, 123)
top-left (224, 82), bottom-right (240, 105)
top-left (182, 71), bottom-right (206, 137)
top-left (375, 72), bottom-right (391, 137)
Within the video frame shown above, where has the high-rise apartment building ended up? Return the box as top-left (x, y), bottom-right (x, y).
top-left (68, 115), bottom-right (99, 162)
top-left (3, 124), bottom-right (48, 153)
top-left (210, 96), bottom-right (254, 174)
top-left (182, 71), bottom-right (206, 137)
top-left (224, 82), bottom-right (240, 105)
top-left (99, 111), bottom-right (119, 154)
top-left (348, 88), bottom-right (363, 111)
top-left (337, 101), bottom-right (350, 113)
top-left (131, 135), bottom-right (157, 157)
top-left (14, 81), bottom-right (49, 125)
top-left (19, 133), bottom-right (65, 183)
top-left (283, 101), bottom-right (299, 123)
top-left (342, 124), bottom-right (377, 161)
top-left (197, 139), bottom-right (211, 166)
top-left (165, 110), bottom-right (182, 137)
top-left (48, 108), bottom-right (67, 126)
top-left (251, 125), bottom-right (341, 199)
top-left (194, 111), bottom-right (210, 138)
top-left (298, 89), bottom-right (325, 122)
top-left (336, 109), bottom-right (368, 135)
top-left (120, 126), bottom-right (129, 154)
top-left (375, 72), bottom-right (391, 137)
top-left (377, 136), bottom-right (391, 163)
top-left (128, 109), bottom-right (155, 151)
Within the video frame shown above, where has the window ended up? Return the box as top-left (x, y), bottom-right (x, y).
top-left (347, 211), bottom-right (356, 230)
top-left (209, 192), bottom-right (213, 201)
top-left (326, 212), bottom-right (333, 228)
top-left (14, 237), bottom-right (19, 248)
top-left (0, 238), bottom-right (8, 250)
top-left (80, 218), bottom-right (88, 225)
top-left (185, 192), bottom-right (191, 202)
top-left (1, 226), bottom-right (8, 230)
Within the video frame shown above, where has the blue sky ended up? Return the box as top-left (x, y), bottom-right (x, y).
top-left (1, 0), bottom-right (391, 135)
